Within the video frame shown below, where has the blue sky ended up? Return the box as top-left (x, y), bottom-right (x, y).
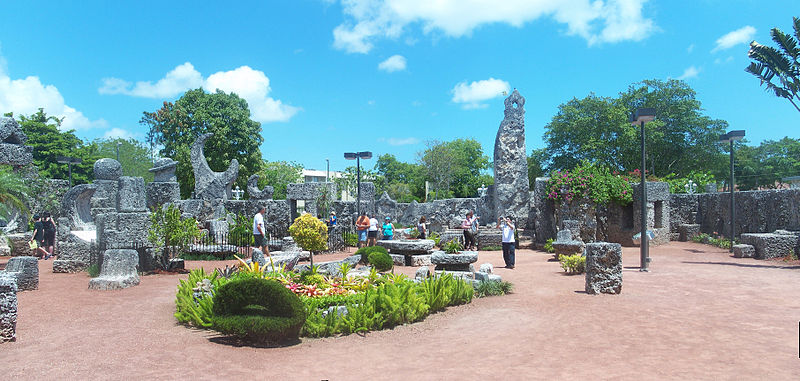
top-left (1, 0), bottom-right (798, 173)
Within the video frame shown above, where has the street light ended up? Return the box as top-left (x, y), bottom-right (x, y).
top-left (630, 107), bottom-right (655, 272)
top-left (719, 130), bottom-right (745, 252)
top-left (326, 158), bottom-right (330, 183)
top-left (116, 141), bottom-right (122, 161)
top-left (344, 151), bottom-right (372, 217)
top-left (56, 156), bottom-right (83, 187)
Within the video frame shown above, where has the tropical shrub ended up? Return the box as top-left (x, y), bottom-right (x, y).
top-left (545, 161), bottom-right (633, 206)
top-left (0, 165), bottom-right (29, 219)
top-left (289, 213), bottom-right (328, 266)
top-left (148, 204), bottom-right (202, 270)
top-left (428, 231), bottom-right (441, 247)
top-left (662, 171), bottom-right (716, 194)
top-left (174, 268), bottom-right (226, 328)
top-left (474, 280), bottom-right (514, 297)
top-left (229, 214), bottom-right (253, 247)
top-left (343, 232), bottom-right (358, 247)
top-left (559, 254), bottom-right (586, 274)
top-left (443, 240), bottom-right (462, 254)
top-left (87, 264), bottom-right (100, 278)
top-left (367, 250), bottom-right (393, 272)
top-left (357, 245), bottom-right (389, 264)
top-left (543, 238), bottom-right (555, 253)
top-left (211, 277), bottom-right (306, 343)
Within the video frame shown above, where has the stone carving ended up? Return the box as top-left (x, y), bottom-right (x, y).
top-left (117, 176), bottom-right (147, 212)
top-left (0, 277), bottom-right (16, 342)
top-left (190, 133), bottom-right (239, 200)
top-left (431, 251), bottom-right (478, 272)
top-left (377, 239), bottom-right (435, 255)
top-left (61, 184), bottom-right (97, 230)
top-left (493, 89), bottom-right (530, 226)
top-left (732, 244), bottom-right (755, 258)
top-left (247, 174), bottom-right (274, 200)
top-left (1, 256), bottom-right (39, 291)
top-left (88, 249), bottom-right (140, 290)
top-left (0, 117), bottom-right (33, 166)
top-left (93, 158), bottom-right (122, 180)
top-left (585, 242), bottom-right (623, 295)
top-left (415, 266), bottom-right (430, 280)
top-left (149, 158), bottom-right (178, 182)
top-left (739, 233), bottom-right (798, 260)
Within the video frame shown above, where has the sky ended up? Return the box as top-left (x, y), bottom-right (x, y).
top-left (1, 0), bottom-right (798, 174)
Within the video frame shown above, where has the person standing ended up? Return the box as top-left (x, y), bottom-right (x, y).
top-left (367, 213), bottom-right (379, 246)
top-left (327, 211), bottom-right (337, 227)
top-left (42, 212), bottom-right (57, 260)
top-left (417, 216), bottom-right (427, 239)
top-left (355, 211), bottom-right (370, 248)
top-left (497, 216), bottom-right (516, 269)
top-left (29, 214), bottom-right (48, 259)
top-left (381, 217), bottom-right (395, 241)
top-left (461, 211), bottom-right (479, 251)
top-left (252, 206), bottom-right (270, 258)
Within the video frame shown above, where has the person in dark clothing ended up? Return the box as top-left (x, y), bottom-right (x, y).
top-left (29, 214), bottom-right (48, 258)
top-left (42, 212), bottom-right (56, 260)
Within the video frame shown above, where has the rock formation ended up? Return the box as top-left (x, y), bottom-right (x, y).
top-left (493, 89), bottom-right (530, 225)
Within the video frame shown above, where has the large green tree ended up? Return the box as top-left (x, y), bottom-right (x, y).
top-left (374, 153), bottom-right (424, 202)
top-left (746, 17), bottom-right (800, 113)
top-left (16, 109), bottom-right (97, 185)
top-left (418, 139), bottom-right (491, 200)
top-left (141, 88), bottom-right (263, 198)
top-left (89, 138), bottom-right (154, 182)
top-left (527, 148), bottom-right (549, 186)
top-left (543, 79), bottom-right (728, 178)
top-left (735, 137), bottom-right (800, 190)
top-left (258, 160), bottom-right (302, 200)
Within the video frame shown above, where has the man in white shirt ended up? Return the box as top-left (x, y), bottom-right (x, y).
top-left (252, 206), bottom-right (270, 257)
top-left (367, 214), bottom-right (379, 247)
top-left (497, 215), bottom-right (516, 269)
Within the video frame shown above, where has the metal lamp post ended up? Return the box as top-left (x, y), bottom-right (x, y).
top-left (57, 156), bottom-right (83, 187)
top-left (326, 158), bottom-right (330, 183)
top-left (719, 130), bottom-right (745, 252)
top-left (116, 141), bottom-right (122, 161)
top-left (630, 107), bottom-right (656, 272)
top-left (344, 151), bottom-right (372, 217)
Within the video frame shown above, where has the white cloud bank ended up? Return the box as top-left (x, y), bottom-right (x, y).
top-left (676, 66), bottom-right (700, 80)
top-left (333, 0), bottom-right (656, 53)
top-left (712, 26), bottom-right (756, 52)
top-left (451, 78), bottom-right (510, 109)
top-left (0, 52), bottom-right (106, 131)
top-left (378, 55), bottom-right (407, 72)
top-left (99, 62), bottom-right (299, 123)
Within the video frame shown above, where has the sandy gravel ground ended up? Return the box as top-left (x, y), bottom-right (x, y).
top-left (2, 242), bottom-right (800, 380)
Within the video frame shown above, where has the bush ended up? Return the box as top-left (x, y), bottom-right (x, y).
top-left (543, 238), bottom-right (555, 253)
top-left (212, 278), bottom-right (306, 343)
top-left (343, 232), bottom-right (358, 247)
top-left (480, 245), bottom-right (502, 251)
top-left (443, 240), bottom-right (462, 254)
top-left (87, 264), bottom-right (100, 278)
top-left (559, 254), bottom-right (586, 274)
top-left (368, 250), bottom-right (394, 272)
top-left (545, 161), bottom-right (633, 206)
top-left (229, 214), bottom-right (254, 247)
top-left (474, 280), bottom-right (514, 297)
top-left (356, 245), bottom-right (389, 264)
top-left (428, 232), bottom-right (441, 247)
top-left (174, 268), bottom-right (226, 328)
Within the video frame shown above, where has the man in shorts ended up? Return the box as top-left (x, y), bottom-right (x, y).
top-left (252, 206), bottom-right (270, 258)
top-left (355, 211), bottom-right (370, 248)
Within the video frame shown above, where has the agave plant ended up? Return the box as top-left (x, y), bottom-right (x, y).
top-left (214, 264), bottom-right (238, 279)
top-left (746, 17), bottom-right (800, 113)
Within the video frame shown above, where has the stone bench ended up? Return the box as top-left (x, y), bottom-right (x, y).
top-left (0, 256), bottom-right (38, 291)
top-left (732, 244), bottom-right (755, 258)
top-left (88, 249), bottom-right (140, 290)
top-left (378, 239), bottom-right (434, 266)
top-left (0, 278), bottom-right (16, 342)
top-left (739, 233), bottom-right (798, 260)
top-left (431, 251), bottom-right (478, 272)
top-left (585, 242), bottom-right (622, 295)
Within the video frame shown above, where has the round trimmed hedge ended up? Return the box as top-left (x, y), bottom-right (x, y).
top-left (211, 277), bottom-right (305, 343)
top-left (356, 245), bottom-right (389, 264)
top-left (368, 250), bottom-right (393, 272)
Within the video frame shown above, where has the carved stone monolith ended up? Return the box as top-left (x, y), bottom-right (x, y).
top-left (493, 89), bottom-right (530, 224)
top-left (190, 133), bottom-right (239, 200)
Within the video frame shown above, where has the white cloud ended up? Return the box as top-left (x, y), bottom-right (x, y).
top-left (0, 52), bottom-right (106, 131)
top-left (103, 127), bottom-right (137, 140)
top-left (676, 66), bottom-right (700, 80)
top-left (378, 55), bottom-right (407, 72)
top-left (451, 78), bottom-right (510, 109)
top-left (99, 63), bottom-right (299, 123)
top-left (387, 137), bottom-right (419, 146)
top-left (712, 25), bottom-right (756, 52)
top-left (332, 0), bottom-right (656, 53)
top-left (714, 56), bottom-right (734, 65)
top-left (687, 44), bottom-right (694, 53)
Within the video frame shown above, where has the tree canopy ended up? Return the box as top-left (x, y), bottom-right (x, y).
top-left (258, 160), bottom-right (303, 200)
top-left (141, 88), bottom-right (264, 198)
top-left (543, 79), bottom-right (728, 178)
top-left (418, 139), bottom-right (491, 200)
top-left (735, 137), bottom-right (800, 190)
top-left (89, 137), bottom-right (154, 182)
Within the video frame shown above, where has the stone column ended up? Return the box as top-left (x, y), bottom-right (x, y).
top-left (585, 242), bottom-right (622, 295)
top-left (0, 278), bottom-right (17, 342)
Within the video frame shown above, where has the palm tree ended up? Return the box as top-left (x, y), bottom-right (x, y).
top-left (0, 166), bottom-right (29, 220)
top-left (746, 17), bottom-right (800, 113)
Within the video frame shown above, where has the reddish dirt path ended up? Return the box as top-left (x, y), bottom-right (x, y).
top-left (3, 242), bottom-right (800, 380)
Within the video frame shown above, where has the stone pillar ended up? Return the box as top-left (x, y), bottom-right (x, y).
top-left (2, 256), bottom-right (39, 291)
top-left (88, 249), bottom-right (140, 290)
top-left (493, 89), bottom-right (530, 225)
top-left (585, 242), bottom-right (622, 295)
top-left (0, 278), bottom-right (17, 342)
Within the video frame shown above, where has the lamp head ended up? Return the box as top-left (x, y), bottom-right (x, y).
top-left (344, 152), bottom-right (357, 160)
top-left (719, 130), bottom-right (745, 143)
top-left (358, 151), bottom-right (372, 159)
top-left (630, 108), bottom-right (656, 125)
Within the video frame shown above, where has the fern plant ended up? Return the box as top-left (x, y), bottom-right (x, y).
top-left (443, 240), bottom-right (462, 254)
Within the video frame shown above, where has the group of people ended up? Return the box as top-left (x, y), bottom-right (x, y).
top-left (29, 212), bottom-right (57, 260)
top-left (355, 212), bottom-right (398, 247)
top-left (461, 210), bottom-right (516, 269)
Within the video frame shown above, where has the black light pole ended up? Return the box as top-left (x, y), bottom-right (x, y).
top-left (630, 108), bottom-right (655, 272)
top-left (344, 151), bottom-right (372, 217)
top-left (719, 130), bottom-right (745, 252)
top-left (57, 156), bottom-right (83, 187)
top-left (116, 141), bottom-right (122, 161)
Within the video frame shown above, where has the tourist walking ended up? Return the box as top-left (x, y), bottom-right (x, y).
top-left (29, 214), bottom-right (48, 259)
top-left (252, 206), bottom-right (270, 258)
top-left (381, 217), bottom-right (395, 241)
top-left (355, 211), bottom-right (370, 248)
top-left (367, 213), bottom-right (379, 246)
top-left (327, 211), bottom-right (337, 227)
top-left (497, 215), bottom-right (516, 269)
top-left (417, 216), bottom-right (427, 239)
top-left (42, 212), bottom-right (56, 260)
top-left (461, 211), bottom-right (479, 251)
